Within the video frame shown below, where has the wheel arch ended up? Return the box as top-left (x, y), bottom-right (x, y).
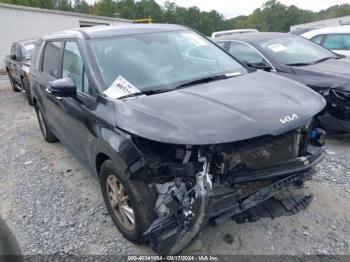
top-left (95, 152), bottom-right (110, 177)
top-left (92, 128), bottom-right (144, 179)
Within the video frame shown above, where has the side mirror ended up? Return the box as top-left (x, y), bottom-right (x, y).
top-left (247, 62), bottom-right (272, 72)
top-left (49, 78), bottom-right (76, 97)
top-left (10, 54), bottom-right (18, 60)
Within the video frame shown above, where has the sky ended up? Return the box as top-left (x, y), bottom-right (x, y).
top-left (141, 0), bottom-right (350, 19)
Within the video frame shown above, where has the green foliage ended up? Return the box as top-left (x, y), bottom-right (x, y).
top-left (224, 0), bottom-right (319, 32)
top-left (1, 0), bottom-right (350, 35)
top-left (55, 0), bottom-right (73, 12)
top-left (134, 0), bottom-right (163, 22)
top-left (90, 0), bottom-right (118, 17)
top-left (74, 0), bottom-right (89, 14)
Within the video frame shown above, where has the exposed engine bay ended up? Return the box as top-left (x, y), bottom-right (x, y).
top-left (129, 125), bottom-right (326, 255)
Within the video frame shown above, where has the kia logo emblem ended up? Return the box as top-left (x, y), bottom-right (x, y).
top-left (280, 114), bottom-right (298, 124)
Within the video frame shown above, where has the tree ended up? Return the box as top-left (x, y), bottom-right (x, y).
top-left (36, 0), bottom-right (54, 9)
top-left (115, 0), bottom-right (137, 19)
top-left (135, 0), bottom-right (163, 22)
top-left (74, 0), bottom-right (89, 14)
top-left (1, 0), bottom-right (350, 34)
top-left (90, 0), bottom-right (118, 17)
top-left (54, 0), bottom-right (73, 11)
top-left (162, 1), bottom-right (178, 23)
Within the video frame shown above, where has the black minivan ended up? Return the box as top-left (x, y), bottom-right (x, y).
top-left (30, 24), bottom-right (326, 255)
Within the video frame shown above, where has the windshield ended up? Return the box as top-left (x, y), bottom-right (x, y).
top-left (89, 30), bottom-right (247, 92)
top-left (259, 36), bottom-right (337, 65)
top-left (21, 43), bottom-right (35, 59)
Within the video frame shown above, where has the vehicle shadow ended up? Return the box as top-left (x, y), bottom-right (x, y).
top-left (326, 133), bottom-right (350, 143)
top-left (0, 217), bottom-right (23, 262)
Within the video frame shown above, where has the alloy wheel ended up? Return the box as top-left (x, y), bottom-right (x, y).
top-left (106, 175), bottom-right (135, 230)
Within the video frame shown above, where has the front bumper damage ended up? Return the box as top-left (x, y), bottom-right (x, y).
top-left (144, 155), bottom-right (212, 255)
top-left (208, 147), bottom-right (324, 220)
top-left (319, 88), bottom-right (350, 132)
top-left (135, 129), bottom-right (326, 255)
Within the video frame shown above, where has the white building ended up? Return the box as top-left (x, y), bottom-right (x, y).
top-left (0, 3), bottom-right (131, 69)
top-left (290, 15), bottom-right (350, 32)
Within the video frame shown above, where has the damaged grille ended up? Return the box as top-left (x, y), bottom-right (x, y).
top-left (221, 130), bottom-right (301, 171)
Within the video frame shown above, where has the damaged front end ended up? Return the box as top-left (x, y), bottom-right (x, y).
top-left (318, 88), bottom-right (350, 132)
top-left (128, 124), bottom-right (326, 255)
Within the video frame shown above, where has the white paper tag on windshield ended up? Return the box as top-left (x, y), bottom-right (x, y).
top-left (103, 76), bottom-right (140, 99)
top-left (182, 33), bottom-right (208, 46)
top-left (268, 43), bottom-right (287, 53)
top-left (225, 72), bottom-right (242, 77)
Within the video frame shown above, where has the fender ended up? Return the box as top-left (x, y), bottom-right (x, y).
top-left (90, 126), bottom-right (144, 178)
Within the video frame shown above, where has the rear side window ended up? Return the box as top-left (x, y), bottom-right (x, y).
top-left (21, 43), bottom-right (35, 59)
top-left (323, 34), bottom-right (350, 50)
top-left (216, 41), bottom-right (227, 49)
top-left (229, 41), bottom-right (267, 66)
top-left (11, 45), bottom-right (20, 59)
top-left (11, 45), bottom-right (16, 55)
top-left (311, 35), bottom-right (323, 45)
top-left (42, 41), bottom-right (63, 78)
top-left (31, 40), bottom-right (43, 70)
top-left (16, 45), bottom-right (21, 59)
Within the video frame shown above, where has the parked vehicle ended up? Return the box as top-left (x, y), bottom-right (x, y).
top-left (301, 25), bottom-right (350, 56)
top-left (4, 39), bottom-right (36, 105)
top-left (211, 29), bottom-right (259, 39)
top-left (30, 24), bottom-right (326, 255)
top-left (215, 32), bottom-right (350, 133)
top-left (290, 27), bottom-right (322, 36)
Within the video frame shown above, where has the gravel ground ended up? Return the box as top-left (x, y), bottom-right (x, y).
top-left (0, 75), bottom-right (349, 257)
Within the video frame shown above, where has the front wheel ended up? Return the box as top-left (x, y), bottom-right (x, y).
top-left (34, 104), bottom-right (58, 143)
top-left (8, 74), bottom-right (20, 92)
top-left (100, 160), bottom-right (156, 243)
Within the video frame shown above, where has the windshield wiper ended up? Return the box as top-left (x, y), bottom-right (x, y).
top-left (118, 89), bottom-right (172, 99)
top-left (118, 73), bottom-right (242, 99)
top-left (286, 62), bottom-right (313, 66)
top-left (287, 55), bottom-right (339, 67)
top-left (311, 56), bottom-right (335, 64)
top-left (335, 54), bottom-right (346, 59)
top-left (175, 73), bottom-right (240, 89)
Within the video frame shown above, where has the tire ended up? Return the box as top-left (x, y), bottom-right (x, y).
top-left (22, 78), bottom-right (33, 106)
top-left (100, 160), bottom-right (156, 244)
top-left (34, 104), bottom-right (58, 143)
top-left (8, 74), bottom-right (20, 92)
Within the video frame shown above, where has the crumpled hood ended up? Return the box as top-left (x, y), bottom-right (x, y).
top-left (113, 71), bottom-right (326, 145)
